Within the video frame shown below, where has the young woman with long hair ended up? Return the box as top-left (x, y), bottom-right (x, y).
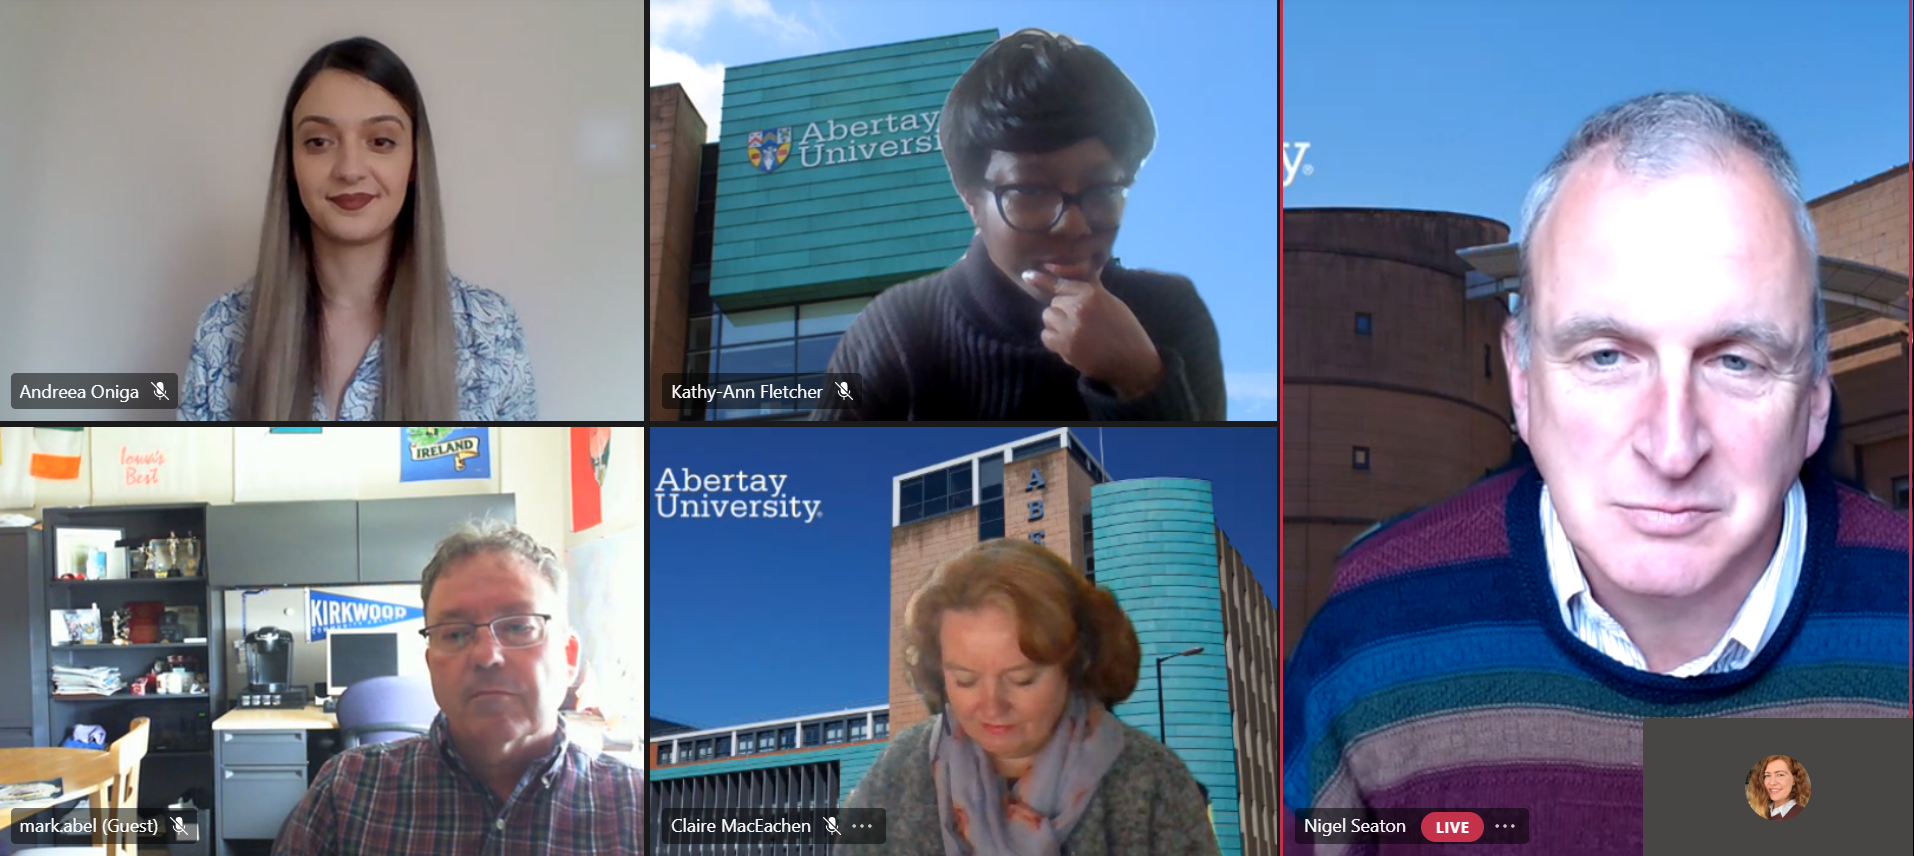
top-left (180, 36), bottom-right (535, 420)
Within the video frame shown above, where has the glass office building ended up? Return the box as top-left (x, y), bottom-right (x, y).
top-left (650, 30), bottom-right (997, 420)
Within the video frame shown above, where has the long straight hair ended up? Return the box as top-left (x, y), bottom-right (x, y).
top-left (235, 36), bottom-right (457, 420)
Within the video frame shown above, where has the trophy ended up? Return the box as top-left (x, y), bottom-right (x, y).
top-left (178, 535), bottom-right (200, 577)
top-left (148, 536), bottom-right (176, 578)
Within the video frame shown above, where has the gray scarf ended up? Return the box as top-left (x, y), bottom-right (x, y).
top-left (929, 692), bottom-right (1125, 856)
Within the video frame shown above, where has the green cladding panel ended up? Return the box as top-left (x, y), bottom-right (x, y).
top-left (1091, 478), bottom-right (1242, 856)
top-left (710, 30), bottom-right (997, 312)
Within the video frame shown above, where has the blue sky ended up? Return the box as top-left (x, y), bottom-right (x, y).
top-left (650, 0), bottom-right (1283, 419)
top-left (648, 426), bottom-right (1278, 729)
top-left (1281, 0), bottom-right (1911, 231)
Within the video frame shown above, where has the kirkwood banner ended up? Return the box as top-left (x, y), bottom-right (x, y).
top-left (746, 110), bottom-right (944, 174)
top-left (1283, 141), bottom-right (1312, 188)
top-left (306, 590), bottom-right (424, 642)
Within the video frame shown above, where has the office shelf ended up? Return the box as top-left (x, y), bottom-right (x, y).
top-left (53, 692), bottom-right (209, 702)
top-left (52, 642), bottom-right (210, 650)
top-left (49, 577), bottom-right (206, 586)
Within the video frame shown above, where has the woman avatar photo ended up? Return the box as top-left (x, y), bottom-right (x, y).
top-left (1746, 755), bottom-right (1810, 820)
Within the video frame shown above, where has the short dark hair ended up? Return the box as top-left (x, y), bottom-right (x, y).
top-left (939, 29), bottom-right (1156, 191)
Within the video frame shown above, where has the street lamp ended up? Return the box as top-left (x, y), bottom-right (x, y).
top-left (1155, 646), bottom-right (1204, 745)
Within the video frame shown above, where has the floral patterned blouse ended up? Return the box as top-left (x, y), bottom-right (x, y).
top-left (179, 275), bottom-right (537, 421)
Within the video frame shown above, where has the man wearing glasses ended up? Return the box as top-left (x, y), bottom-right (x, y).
top-left (273, 520), bottom-right (642, 855)
top-left (811, 28), bottom-right (1226, 421)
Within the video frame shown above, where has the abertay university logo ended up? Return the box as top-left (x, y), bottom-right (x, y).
top-left (748, 127), bottom-right (792, 172)
top-left (1283, 141), bottom-right (1313, 188)
top-left (654, 468), bottom-right (823, 523)
top-left (745, 111), bottom-right (944, 174)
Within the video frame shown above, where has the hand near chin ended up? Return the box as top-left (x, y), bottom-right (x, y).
top-left (1022, 267), bottom-right (1165, 400)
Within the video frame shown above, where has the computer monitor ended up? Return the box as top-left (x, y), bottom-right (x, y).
top-left (326, 630), bottom-right (401, 697)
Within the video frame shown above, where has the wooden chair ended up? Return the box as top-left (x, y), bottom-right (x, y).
top-left (15, 717), bottom-right (150, 856)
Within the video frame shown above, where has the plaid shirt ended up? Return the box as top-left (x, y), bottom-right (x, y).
top-left (271, 712), bottom-right (643, 856)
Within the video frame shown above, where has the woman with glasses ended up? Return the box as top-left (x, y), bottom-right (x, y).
top-left (812, 29), bottom-right (1225, 421)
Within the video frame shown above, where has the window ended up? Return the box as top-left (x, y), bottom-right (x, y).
top-left (680, 296), bottom-right (875, 420)
top-left (978, 454), bottom-right (1005, 541)
top-left (1352, 446), bottom-right (1370, 471)
top-left (874, 714), bottom-right (889, 738)
top-left (696, 738), bottom-right (713, 759)
top-left (950, 466), bottom-right (973, 510)
top-left (901, 461), bottom-right (975, 525)
top-left (1011, 436), bottom-right (1062, 462)
top-left (737, 733), bottom-right (755, 754)
top-left (803, 724), bottom-right (820, 746)
top-left (760, 731), bottom-right (776, 753)
top-left (720, 306), bottom-right (795, 345)
top-left (779, 727), bottom-right (797, 750)
top-left (799, 298), bottom-right (867, 336)
top-left (1067, 434), bottom-right (1108, 483)
top-left (1894, 476), bottom-right (1908, 511)
top-left (1082, 508), bottom-right (1095, 570)
top-left (714, 737), bottom-right (731, 758)
top-left (825, 721), bottom-right (845, 744)
top-left (687, 316), bottom-right (713, 351)
top-left (850, 719), bottom-right (867, 741)
top-left (1355, 312), bottom-right (1372, 335)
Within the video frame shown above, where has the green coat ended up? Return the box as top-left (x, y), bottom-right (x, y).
top-left (842, 716), bottom-right (1222, 855)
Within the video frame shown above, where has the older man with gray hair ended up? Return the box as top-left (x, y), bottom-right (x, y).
top-left (1282, 93), bottom-right (1908, 854)
top-left (275, 519), bottom-right (643, 855)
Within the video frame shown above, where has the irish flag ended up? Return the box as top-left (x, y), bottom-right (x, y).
top-left (30, 427), bottom-right (85, 480)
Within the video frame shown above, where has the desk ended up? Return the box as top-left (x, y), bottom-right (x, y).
top-left (210, 706), bottom-right (335, 855)
top-left (0, 747), bottom-right (114, 831)
top-left (210, 707), bottom-right (337, 733)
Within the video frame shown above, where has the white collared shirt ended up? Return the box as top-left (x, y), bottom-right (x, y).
top-left (1540, 480), bottom-right (1805, 677)
top-left (1769, 799), bottom-right (1796, 817)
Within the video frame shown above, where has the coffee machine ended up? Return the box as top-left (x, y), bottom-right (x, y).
top-left (237, 627), bottom-right (306, 709)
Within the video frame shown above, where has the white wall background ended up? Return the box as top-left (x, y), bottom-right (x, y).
top-left (0, 0), bottom-right (643, 420)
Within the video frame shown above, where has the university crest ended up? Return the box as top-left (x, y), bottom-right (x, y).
top-left (747, 127), bottom-right (792, 173)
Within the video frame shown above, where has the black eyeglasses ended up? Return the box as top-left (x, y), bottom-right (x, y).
top-left (419, 613), bottom-right (552, 653)
top-left (984, 183), bottom-right (1130, 233)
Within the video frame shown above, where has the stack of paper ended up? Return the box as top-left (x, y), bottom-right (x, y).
top-left (0, 778), bottom-right (66, 808)
top-left (51, 665), bottom-right (123, 697)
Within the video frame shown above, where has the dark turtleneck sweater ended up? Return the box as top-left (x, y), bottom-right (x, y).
top-left (810, 235), bottom-right (1226, 420)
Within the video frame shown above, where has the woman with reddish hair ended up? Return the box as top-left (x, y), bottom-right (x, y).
top-left (845, 538), bottom-right (1217, 854)
top-left (1747, 755), bottom-right (1811, 820)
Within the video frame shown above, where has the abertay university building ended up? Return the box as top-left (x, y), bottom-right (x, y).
top-left (648, 31), bottom-right (999, 420)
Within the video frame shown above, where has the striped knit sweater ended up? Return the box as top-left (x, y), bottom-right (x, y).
top-left (810, 235), bottom-right (1225, 421)
top-left (1282, 463), bottom-right (1908, 855)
